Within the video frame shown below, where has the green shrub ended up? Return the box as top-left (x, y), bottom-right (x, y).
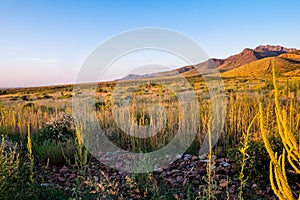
top-left (95, 101), bottom-right (106, 110)
top-left (32, 113), bottom-right (76, 165)
top-left (33, 139), bottom-right (76, 165)
top-left (231, 136), bottom-right (283, 186)
top-left (0, 135), bottom-right (75, 199)
top-left (0, 136), bottom-right (33, 199)
top-left (58, 93), bottom-right (72, 99)
top-left (21, 95), bottom-right (30, 101)
top-left (0, 136), bottom-right (20, 198)
top-left (34, 113), bottom-right (75, 143)
top-left (0, 90), bottom-right (8, 95)
top-left (23, 102), bottom-right (35, 108)
top-left (37, 94), bottom-right (53, 99)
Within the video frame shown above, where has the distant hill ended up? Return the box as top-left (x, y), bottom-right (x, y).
top-left (216, 48), bottom-right (259, 72)
top-left (217, 45), bottom-right (297, 72)
top-left (120, 45), bottom-right (299, 80)
top-left (278, 51), bottom-right (300, 62)
top-left (222, 56), bottom-right (300, 77)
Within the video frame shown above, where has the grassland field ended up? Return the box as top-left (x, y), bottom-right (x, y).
top-left (0, 74), bottom-right (300, 199)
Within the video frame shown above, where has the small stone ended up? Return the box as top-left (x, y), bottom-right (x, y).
top-left (69, 173), bottom-right (76, 179)
top-left (58, 177), bottom-right (65, 182)
top-left (183, 154), bottom-right (192, 161)
top-left (191, 155), bottom-right (198, 161)
top-left (201, 159), bottom-right (210, 163)
top-left (40, 183), bottom-right (51, 188)
top-left (190, 163), bottom-right (196, 168)
top-left (93, 176), bottom-right (99, 182)
top-left (199, 155), bottom-right (207, 160)
top-left (221, 161), bottom-right (231, 168)
top-left (59, 166), bottom-right (69, 174)
top-left (251, 183), bottom-right (257, 189)
top-left (214, 174), bottom-right (220, 181)
top-left (156, 168), bottom-right (164, 173)
top-left (171, 169), bottom-right (181, 174)
top-left (176, 176), bottom-right (183, 183)
top-left (229, 185), bottom-right (236, 194)
top-left (219, 179), bottom-right (228, 188)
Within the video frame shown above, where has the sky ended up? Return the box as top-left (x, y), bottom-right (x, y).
top-left (1, 0), bottom-right (300, 87)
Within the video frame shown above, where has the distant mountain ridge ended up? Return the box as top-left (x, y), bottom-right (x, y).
top-left (120, 45), bottom-right (299, 80)
top-left (216, 45), bottom-right (297, 72)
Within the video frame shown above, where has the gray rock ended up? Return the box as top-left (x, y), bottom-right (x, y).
top-left (40, 183), bottom-right (52, 188)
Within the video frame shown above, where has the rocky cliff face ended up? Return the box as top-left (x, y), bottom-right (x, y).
top-left (254, 45), bottom-right (297, 53)
top-left (253, 45), bottom-right (297, 58)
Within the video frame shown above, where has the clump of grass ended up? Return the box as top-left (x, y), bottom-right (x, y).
top-left (0, 104), bottom-right (69, 136)
top-left (34, 139), bottom-right (75, 165)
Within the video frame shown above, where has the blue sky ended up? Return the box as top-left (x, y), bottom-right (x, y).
top-left (1, 0), bottom-right (300, 87)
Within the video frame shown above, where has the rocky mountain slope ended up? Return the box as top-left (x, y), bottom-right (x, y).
top-left (222, 56), bottom-right (300, 77)
top-left (120, 45), bottom-right (299, 80)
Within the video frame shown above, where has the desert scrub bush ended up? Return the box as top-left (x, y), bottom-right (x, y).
top-left (259, 62), bottom-right (300, 200)
top-left (21, 95), bottom-right (30, 101)
top-left (58, 93), bottom-right (72, 99)
top-left (36, 93), bottom-right (53, 99)
top-left (34, 112), bottom-right (75, 143)
top-left (0, 90), bottom-right (8, 95)
top-left (0, 135), bottom-right (20, 198)
top-left (0, 127), bottom-right (72, 199)
top-left (0, 135), bottom-right (36, 199)
top-left (32, 113), bottom-right (76, 165)
top-left (227, 134), bottom-right (283, 190)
